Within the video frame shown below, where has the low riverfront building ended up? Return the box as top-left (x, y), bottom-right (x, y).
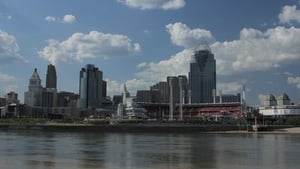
top-left (259, 105), bottom-right (300, 116)
top-left (259, 93), bottom-right (300, 117)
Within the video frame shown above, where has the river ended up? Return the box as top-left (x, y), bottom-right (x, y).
top-left (0, 131), bottom-right (299, 169)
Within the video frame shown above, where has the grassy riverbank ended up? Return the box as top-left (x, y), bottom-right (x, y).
top-left (0, 117), bottom-right (298, 133)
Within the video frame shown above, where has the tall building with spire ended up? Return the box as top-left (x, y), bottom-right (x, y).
top-left (24, 68), bottom-right (43, 106)
top-left (46, 64), bottom-right (57, 89)
top-left (188, 49), bottom-right (216, 103)
top-left (77, 64), bottom-right (104, 109)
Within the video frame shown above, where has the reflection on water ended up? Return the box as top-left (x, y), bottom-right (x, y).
top-left (0, 131), bottom-right (300, 169)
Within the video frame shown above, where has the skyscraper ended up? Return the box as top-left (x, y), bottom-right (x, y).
top-left (46, 64), bottom-right (57, 89)
top-left (188, 49), bottom-right (216, 103)
top-left (77, 64), bottom-right (103, 109)
top-left (24, 68), bottom-right (43, 106)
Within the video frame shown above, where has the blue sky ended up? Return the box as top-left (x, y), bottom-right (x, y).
top-left (1, 0), bottom-right (300, 106)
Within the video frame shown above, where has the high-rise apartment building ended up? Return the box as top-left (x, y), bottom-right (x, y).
top-left (188, 49), bottom-right (216, 103)
top-left (77, 64), bottom-right (104, 109)
top-left (46, 64), bottom-right (57, 89)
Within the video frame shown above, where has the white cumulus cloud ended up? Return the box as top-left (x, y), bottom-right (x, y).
top-left (166, 22), bottom-right (215, 49)
top-left (105, 78), bottom-right (151, 96)
top-left (38, 31), bottom-right (141, 65)
top-left (125, 78), bottom-right (152, 93)
top-left (45, 14), bottom-right (76, 24)
top-left (136, 49), bottom-right (193, 81)
top-left (106, 79), bottom-right (123, 95)
top-left (45, 16), bottom-right (56, 22)
top-left (217, 82), bottom-right (244, 94)
top-left (63, 14), bottom-right (76, 23)
top-left (118, 0), bottom-right (185, 10)
top-left (279, 5), bottom-right (300, 24)
top-left (0, 29), bottom-right (25, 64)
top-left (287, 76), bottom-right (300, 89)
top-left (212, 26), bottom-right (300, 74)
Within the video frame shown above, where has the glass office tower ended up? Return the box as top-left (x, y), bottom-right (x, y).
top-left (77, 64), bottom-right (103, 108)
top-left (188, 49), bottom-right (216, 103)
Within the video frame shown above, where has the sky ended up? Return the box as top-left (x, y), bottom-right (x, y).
top-left (0, 0), bottom-right (300, 106)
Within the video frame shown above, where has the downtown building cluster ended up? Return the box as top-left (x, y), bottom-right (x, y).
top-left (22, 65), bottom-right (80, 118)
top-left (0, 51), bottom-right (299, 125)
top-left (0, 49), bottom-right (245, 120)
top-left (0, 63), bottom-right (112, 118)
top-left (136, 49), bottom-right (241, 105)
top-left (135, 49), bottom-right (243, 120)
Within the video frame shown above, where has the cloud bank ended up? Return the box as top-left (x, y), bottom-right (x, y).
top-left (213, 26), bottom-right (300, 74)
top-left (136, 49), bottom-right (193, 81)
top-left (279, 5), bottom-right (300, 24)
top-left (38, 31), bottom-right (141, 64)
top-left (138, 22), bottom-right (300, 82)
top-left (106, 78), bottom-right (151, 96)
top-left (0, 29), bottom-right (25, 64)
top-left (166, 22), bottom-right (215, 49)
top-left (62, 14), bottom-right (76, 23)
top-left (133, 22), bottom-right (300, 94)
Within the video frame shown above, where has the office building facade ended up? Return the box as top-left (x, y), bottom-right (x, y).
top-left (46, 64), bottom-right (57, 89)
top-left (150, 81), bottom-right (169, 103)
top-left (24, 68), bottom-right (43, 106)
top-left (77, 64), bottom-right (104, 109)
top-left (41, 88), bottom-right (57, 108)
top-left (188, 49), bottom-right (216, 103)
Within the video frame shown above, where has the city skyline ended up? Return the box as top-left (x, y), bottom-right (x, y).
top-left (1, 0), bottom-right (300, 105)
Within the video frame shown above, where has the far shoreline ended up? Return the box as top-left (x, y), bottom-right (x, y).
top-left (0, 123), bottom-right (299, 134)
top-left (207, 127), bottom-right (300, 134)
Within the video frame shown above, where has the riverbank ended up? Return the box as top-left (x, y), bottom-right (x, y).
top-left (209, 127), bottom-right (300, 134)
top-left (273, 127), bottom-right (300, 133)
top-left (0, 123), bottom-right (247, 133)
top-left (1, 123), bottom-right (299, 133)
